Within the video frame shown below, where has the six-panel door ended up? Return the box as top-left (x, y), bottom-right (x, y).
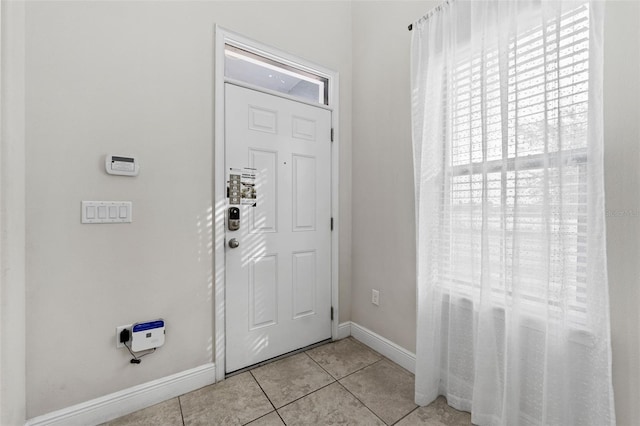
top-left (225, 84), bottom-right (332, 372)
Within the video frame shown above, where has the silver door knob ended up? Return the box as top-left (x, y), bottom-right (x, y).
top-left (228, 238), bottom-right (240, 249)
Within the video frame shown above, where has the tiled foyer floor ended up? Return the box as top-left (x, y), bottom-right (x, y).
top-left (104, 337), bottom-right (471, 426)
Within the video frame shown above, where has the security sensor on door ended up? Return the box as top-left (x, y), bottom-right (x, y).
top-left (106, 154), bottom-right (139, 176)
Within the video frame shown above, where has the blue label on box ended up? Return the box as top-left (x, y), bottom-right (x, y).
top-left (132, 320), bottom-right (164, 333)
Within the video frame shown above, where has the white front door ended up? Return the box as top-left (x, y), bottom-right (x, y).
top-left (224, 83), bottom-right (332, 373)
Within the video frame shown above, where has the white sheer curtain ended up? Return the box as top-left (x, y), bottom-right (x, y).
top-left (411, 1), bottom-right (615, 425)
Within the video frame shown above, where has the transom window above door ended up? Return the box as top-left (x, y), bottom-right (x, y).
top-left (224, 44), bottom-right (329, 105)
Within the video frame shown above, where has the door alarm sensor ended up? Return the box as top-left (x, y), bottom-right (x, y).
top-left (106, 154), bottom-right (139, 176)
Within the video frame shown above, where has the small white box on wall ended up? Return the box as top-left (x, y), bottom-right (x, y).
top-left (105, 154), bottom-right (139, 176)
top-left (131, 320), bottom-right (165, 352)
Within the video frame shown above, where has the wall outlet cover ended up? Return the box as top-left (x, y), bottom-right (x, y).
top-left (116, 324), bottom-right (132, 349)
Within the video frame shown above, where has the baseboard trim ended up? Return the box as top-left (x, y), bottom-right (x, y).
top-left (350, 322), bottom-right (416, 374)
top-left (337, 321), bottom-right (352, 340)
top-left (25, 363), bottom-right (216, 426)
top-left (24, 325), bottom-right (414, 425)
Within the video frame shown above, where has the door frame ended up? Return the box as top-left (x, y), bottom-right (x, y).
top-left (213, 26), bottom-right (340, 381)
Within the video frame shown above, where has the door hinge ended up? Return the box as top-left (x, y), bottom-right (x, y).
top-left (330, 128), bottom-right (334, 142)
top-left (330, 217), bottom-right (334, 231)
top-left (331, 306), bottom-right (334, 321)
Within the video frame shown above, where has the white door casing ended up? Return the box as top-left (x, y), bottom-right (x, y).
top-left (224, 83), bottom-right (332, 372)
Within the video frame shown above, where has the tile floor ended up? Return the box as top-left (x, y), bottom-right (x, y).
top-left (104, 337), bottom-right (472, 426)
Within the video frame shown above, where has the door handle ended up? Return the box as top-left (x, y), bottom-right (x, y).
top-left (228, 238), bottom-right (240, 249)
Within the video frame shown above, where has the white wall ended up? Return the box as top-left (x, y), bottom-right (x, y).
top-left (24, 1), bottom-right (352, 418)
top-left (350, 1), bottom-right (640, 424)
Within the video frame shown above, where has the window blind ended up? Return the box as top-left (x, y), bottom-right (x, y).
top-left (440, 4), bottom-right (590, 321)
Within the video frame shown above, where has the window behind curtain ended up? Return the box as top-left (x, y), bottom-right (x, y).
top-left (440, 4), bottom-right (590, 322)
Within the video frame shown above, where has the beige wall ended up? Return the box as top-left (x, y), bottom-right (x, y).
top-left (351, 0), bottom-right (437, 355)
top-left (1, 1), bottom-right (27, 425)
top-left (603, 2), bottom-right (640, 425)
top-left (350, 0), bottom-right (640, 424)
top-left (24, 1), bottom-right (352, 418)
top-left (17, 0), bottom-right (640, 423)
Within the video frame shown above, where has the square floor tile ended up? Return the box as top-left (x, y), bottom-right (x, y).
top-left (306, 337), bottom-right (382, 379)
top-left (245, 411), bottom-right (285, 425)
top-left (251, 353), bottom-right (335, 408)
top-left (278, 382), bottom-right (385, 425)
top-left (102, 398), bottom-right (182, 426)
top-left (180, 372), bottom-right (273, 425)
top-left (396, 396), bottom-right (472, 425)
top-left (340, 359), bottom-right (418, 425)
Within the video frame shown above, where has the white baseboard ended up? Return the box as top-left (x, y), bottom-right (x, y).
top-left (350, 322), bottom-right (416, 374)
top-left (24, 326), bottom-right (413, 425)
top-left (337, 321), bottom-right (352, 340)
top-left (26, 363), bottom-right (216, 426)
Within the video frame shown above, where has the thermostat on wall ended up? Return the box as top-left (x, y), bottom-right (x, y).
top-left (106, 154), bottom-right (139, 176)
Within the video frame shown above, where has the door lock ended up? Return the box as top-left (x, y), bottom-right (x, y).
top-left (228, 207), bottom-right (240, 231)
top-left (228, 238), bottom-right (240, 249)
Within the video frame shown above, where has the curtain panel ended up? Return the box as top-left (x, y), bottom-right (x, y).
top-left (410, 1), bottom-right (614, 425)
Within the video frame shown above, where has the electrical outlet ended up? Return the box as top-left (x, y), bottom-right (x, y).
top-left (116, 324), bottom-right (132, 349)
top-left (372, 289), bottom-right (380, 306)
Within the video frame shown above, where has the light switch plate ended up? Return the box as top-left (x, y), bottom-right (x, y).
top-left (82, 201), bottom-right (132, 224)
